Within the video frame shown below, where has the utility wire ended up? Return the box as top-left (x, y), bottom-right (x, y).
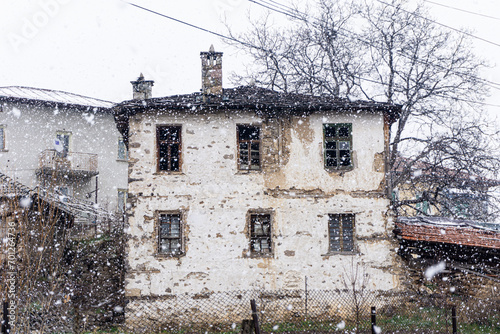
top-left (375, 0), bottom-right (500, 48)
top-left (126, 1), bottom-right (500, 108)
top-left (249, 0), bottom-right (500, 92)
top-left (248, 0), bottom-right (302, 20)
top-left (126, 2), bottom-right (265, 52)
top-left (422, 0), bottom-right (500, 21)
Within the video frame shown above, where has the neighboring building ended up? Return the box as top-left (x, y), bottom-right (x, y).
top-left (394, 216), bottom-right (500, 294)
top-left (0, 170), bottom-right (112, 263)
top-left (0, 86), bottom-right (129, 215)
top-left (391, 157), bottom-right (499, 220)
top-left (115, 45), bottom-right (402, 307)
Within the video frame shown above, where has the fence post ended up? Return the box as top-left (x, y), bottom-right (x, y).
top-left (305, 276), bottom-right (308, 319)
top-left (250, 299), bottom-right (261, 334)
top-left (452, 306), bottom-right (457, 334)
top-left (371, 306), bottom-right (376, 334)
top-left (2, 301), bottom-right (9, 334)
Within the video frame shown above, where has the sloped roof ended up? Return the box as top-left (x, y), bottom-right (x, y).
top-left (0, 170), bottom-right (113, 221)
top-left (117, 85), bottom-right (401, 119)
top-left (395, 216), bottom-right (500, 249)
top-left (0, 86), bottom-right (114, 109)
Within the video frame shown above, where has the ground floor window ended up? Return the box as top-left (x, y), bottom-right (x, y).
top-left (249, 212), bottom-right (272, 256)
top-left (328, 213), bottom-right (355, 252)
top-left (158, 212), bottom-right (183, 256)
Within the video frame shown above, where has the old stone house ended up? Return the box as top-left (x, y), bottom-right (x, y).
top-left (115, 46), bottom-right (403, 303)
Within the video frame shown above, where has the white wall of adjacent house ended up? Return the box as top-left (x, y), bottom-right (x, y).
top-left (0, 101), bottom-right (128, 212)
top-left (125, 108), bottom-right (402, 297)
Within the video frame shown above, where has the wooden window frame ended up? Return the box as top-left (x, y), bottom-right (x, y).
top-left (156, 125), bottom-right (182, 173)
top-left (237, 124), bottom-right (261, 171)
top-left (156, 211), bottom-right (185, 257)
top-left (328, 213), bottom-right (356, 254)
top-left (247, 210), bottom-right (273, 257)
top-left (323, 123), bottom-right (353, 171)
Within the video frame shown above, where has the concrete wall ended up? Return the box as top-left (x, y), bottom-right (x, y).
top-left (125, 108), bottom-right (402, 297)
top-left (0, 101), bottom-right (128, 211)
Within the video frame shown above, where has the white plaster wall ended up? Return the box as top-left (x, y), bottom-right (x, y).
top-left (0, 101), bottom-right (128, 211)
top-left (125, 109), bottom-right (400, 296)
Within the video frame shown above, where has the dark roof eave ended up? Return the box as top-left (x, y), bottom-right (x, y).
top-left (115, 99), bottom-right (401, 117)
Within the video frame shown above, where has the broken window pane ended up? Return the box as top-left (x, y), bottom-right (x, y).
top-left (324, 124), bottom-right (336, 138)
top-left (250, 213), bottom-right (272, 255)
top-left (338, 126), bottom-right (350, 137)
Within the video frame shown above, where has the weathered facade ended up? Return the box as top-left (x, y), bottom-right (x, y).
top-left (115, 47), bottom-right (402, 302)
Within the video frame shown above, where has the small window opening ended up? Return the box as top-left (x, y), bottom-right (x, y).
top-left (324, 124), bottom-right (352, 169)
top-left (159, 213), bottom-right (183, 255)
top-left (250, 213), bottom-right (272, 255)
top-left (328, 213), bottom-right (355, 252)
top-left (157, 126), bottom-right (181, 172)
top-left (238, 125), bottom-right (261, 170)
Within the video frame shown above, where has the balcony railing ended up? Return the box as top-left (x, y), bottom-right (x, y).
top-left (38, 149), bottom-right (98, 177)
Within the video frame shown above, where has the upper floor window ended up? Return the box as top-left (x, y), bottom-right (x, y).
top-left (55, 131), bottom-right (71, 158)
top-left (237, 124), bottom-right (261, 170)
top-left (323, 123), bottom-right (352, 169)
top-left (158, 212), bottom-right (183, 256)
top-left (117, 138), bottom-right (128, 161)
top-left (0, 125), bottom-right (5, 150)
top-left (249, 212), bottom-right (272, 256)
top-left (157, 126), bottom-right (181, 172)
top-left (328, 213), bottom-right (355, 253)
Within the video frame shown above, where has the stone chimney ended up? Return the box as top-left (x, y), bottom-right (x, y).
top-left (130, 73), bottom-right (154, 100)
top-left (200, 45), bottom-right (223, 98)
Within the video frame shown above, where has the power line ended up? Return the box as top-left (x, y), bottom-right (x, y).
top-left (375, 0), bottom-right (500, 48)
top-left (126, 1), bottom-right (500, 108)
top-left (422, 0), bottom-right (500, 22)
top-left (351, 74), bottom-right (500, 108)
top-left (249, 0), bottom-right (500, 92)
top-left (248, 0), bottom-right (302, 20)
top-left (126, 2), bottom-right (262, 52)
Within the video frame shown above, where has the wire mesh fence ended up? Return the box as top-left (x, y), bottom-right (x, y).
top-left (1, 288), bottom-right (499, 333)
top-left (124, 289), bottom-right (500, 334)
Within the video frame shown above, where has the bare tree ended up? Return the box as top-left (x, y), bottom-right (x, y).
top-left (341, 259), bottom-right (370, 334)
top-left (226, 0), bottom-right (367, 97)
top-left (225, 0), bottom-right (500, 220)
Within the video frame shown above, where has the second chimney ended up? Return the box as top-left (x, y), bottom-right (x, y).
top-left (200, 45), bottom-right (223, 97)
top-left (131, 73), bottom-right (154, 100)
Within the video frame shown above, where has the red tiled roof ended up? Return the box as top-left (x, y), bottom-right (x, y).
top-left (395, 216), bottom-right (500, 249)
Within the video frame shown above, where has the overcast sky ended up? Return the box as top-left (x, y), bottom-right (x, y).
top-left (1, 0), bottom-right (500, 125)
